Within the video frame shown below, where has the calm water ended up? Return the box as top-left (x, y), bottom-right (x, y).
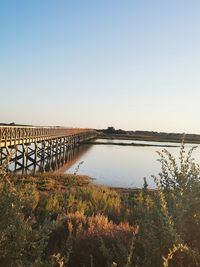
top-left (65, 139), bottom-right (200, 188)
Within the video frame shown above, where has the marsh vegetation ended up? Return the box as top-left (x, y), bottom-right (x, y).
top-left (0, 144), bottom-right (200, 266)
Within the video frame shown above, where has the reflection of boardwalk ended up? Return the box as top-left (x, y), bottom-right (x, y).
top-left (54, 144), bottom-right (93, 174)
top-left (0, 126), bottom-right (96, 174)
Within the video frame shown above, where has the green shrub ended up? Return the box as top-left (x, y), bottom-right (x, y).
top-left (66, 185), bottom-right (121, 220)
top-left (0, 163), bottom-right (61, 266)
top-left (132, 143), bottom-right (200, 267)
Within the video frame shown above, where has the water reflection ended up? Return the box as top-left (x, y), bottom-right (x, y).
top-left (7, 143), bottom-right (93, 174)
top-left (54, 144), bottom-right (93, 173)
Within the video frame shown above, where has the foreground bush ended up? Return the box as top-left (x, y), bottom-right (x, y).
top-left (0, 180), bottom-right (50, 266)
top-left (132, 143), bottom-right (200, 267)
top-left (0, 162), bottom-right (130, 266)
top-left (65, 212), bottom-right (136, 267)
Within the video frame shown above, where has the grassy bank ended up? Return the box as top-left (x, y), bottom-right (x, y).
top-left (98, 132), bottom-right (200, 144)
top-left (0, 144), bottom-right (200, 266)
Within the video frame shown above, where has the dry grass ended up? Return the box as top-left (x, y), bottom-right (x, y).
top-left (8, 172), bottom-right (91, 193)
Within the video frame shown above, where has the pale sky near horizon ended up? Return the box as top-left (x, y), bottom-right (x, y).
top-left (0, 1), bottom-right (200, 133)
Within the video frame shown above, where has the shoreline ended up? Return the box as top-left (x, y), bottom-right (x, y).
top-left (10, 172), bottom-right (153, 196)
top-left (97, 133), bottom-right (200, 144)
top-left (84, 140), bottom-right (179, 148)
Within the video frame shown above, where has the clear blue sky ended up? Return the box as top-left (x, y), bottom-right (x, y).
top-left (1, 1), bottom-right (200, 133)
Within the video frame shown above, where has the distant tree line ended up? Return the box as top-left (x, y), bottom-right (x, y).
top-left (100, 126), bottom-right (127, 135)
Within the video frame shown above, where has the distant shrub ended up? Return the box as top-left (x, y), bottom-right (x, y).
top-left (103, 127), bottom-right (126, 135)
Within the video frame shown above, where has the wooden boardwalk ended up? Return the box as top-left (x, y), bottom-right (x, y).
top-left (0, 126), bottom-right (97, 173)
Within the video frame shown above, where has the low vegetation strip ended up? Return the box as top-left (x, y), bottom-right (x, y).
top-left (98, 127), bottom-right (200, 144)
top-left (0, 143), bottom-right (200, 266)
top-left (84, 140), bottom-right (179, 148)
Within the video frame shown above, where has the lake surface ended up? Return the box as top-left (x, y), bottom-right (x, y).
top-left (65, 139), bottom-right (200, 188)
